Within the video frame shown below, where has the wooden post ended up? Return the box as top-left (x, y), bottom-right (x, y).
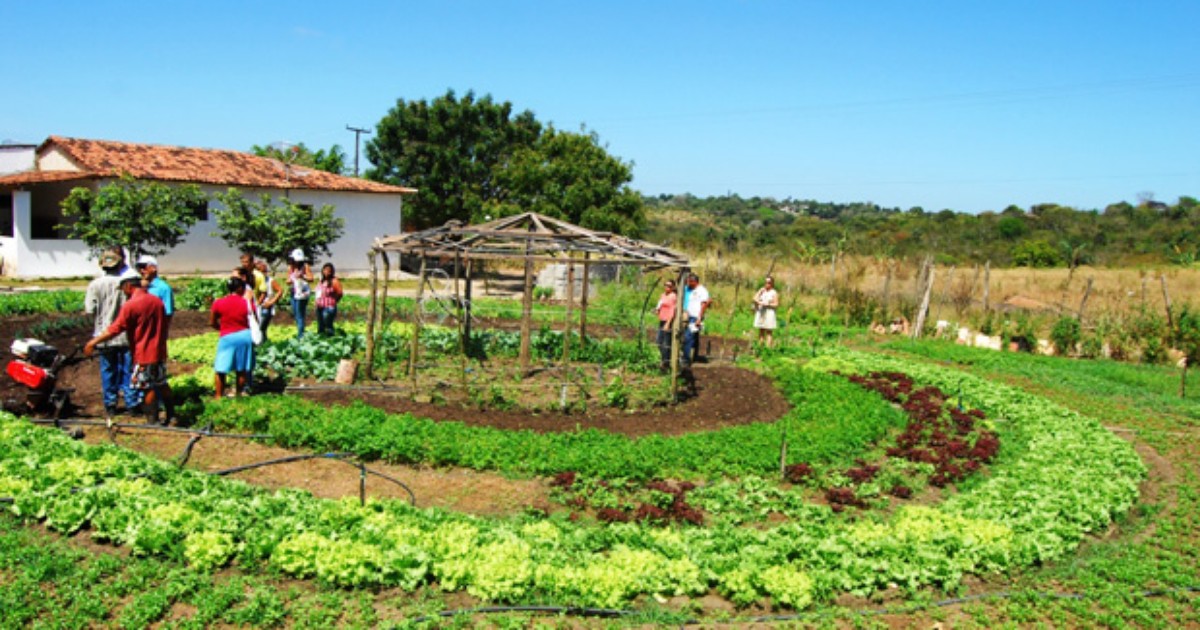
top-left (935, 266), bottom-right (955, 324)
top-left (579, 253), bottom-right (591, 340)
top-left (670, 268), bottom-right (687, 402)
top-left (1077, 277), bottom-right (1094, 323)
top-left (982, 260), bottom-right (991, 312)
top-left (455, 251), bottom-right (464, 355)
top-left (365, 251), bottom-right (379, 379)
top-left (408, 257), bottom-right (426, 378)
top-left (519, 242), bottom-right (534, 372)
top-left (880, 259), bottom-right (894, 319)
top-left (912, 263), bottom-right (935, 340)
top-left (463, 259), bottom-right (473, 348)
top-left (1161, 274), bottom-right (1174, 330)
top-left (379, 252), bottom-right (391, 333)
top-left (562, 259), bottom-right (575, 364)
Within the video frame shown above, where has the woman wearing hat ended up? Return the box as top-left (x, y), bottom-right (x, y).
top-left (287, 249), bottom-right (314, 338)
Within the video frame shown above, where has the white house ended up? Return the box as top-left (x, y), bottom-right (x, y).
top-left (0, 136), bottom-right (415, 278)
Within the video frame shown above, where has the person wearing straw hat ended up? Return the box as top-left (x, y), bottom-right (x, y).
top-left (84, 246), bottom-right (140, 417)
top-left (84, 268), bottom-right (174, 425)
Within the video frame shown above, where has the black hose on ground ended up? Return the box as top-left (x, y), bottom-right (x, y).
top-left (28, 417), bottom-right (273, 440)
top-left (212, 451), bottom-right (417, 506)
top-left (21, 419), bottom-right (418, 504)
top-left (211, 451), bottom-right (356, 476)
top-left (176, 432), bottom-right (204, 468)
top-left (401, 585), bottom-right (1200, 626)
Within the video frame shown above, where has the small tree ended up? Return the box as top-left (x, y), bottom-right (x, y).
top-left (1174, 306), bottom-right (1200, 397)
top-left (59, 174), bottom-right (207, 259)
top-left (211, 189), bottom-right (345, 266)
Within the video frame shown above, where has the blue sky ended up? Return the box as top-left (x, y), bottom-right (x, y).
top-left (2, 1), bottom-right (1197, 213)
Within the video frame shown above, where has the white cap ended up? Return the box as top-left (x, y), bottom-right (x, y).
top-left (117, 268), bottom-right (142, 285)
top-left (290, 248), bottom-right (305, 262)
top-left (135, 254), bottom-right (158, 267)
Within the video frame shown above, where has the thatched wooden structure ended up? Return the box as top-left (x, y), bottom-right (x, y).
top-left (365, 212), bottom-right (691, 392)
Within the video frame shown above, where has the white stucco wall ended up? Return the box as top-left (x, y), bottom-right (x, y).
top-left (160, 186), bottom-right (403, 277)
top-left (0, 145), bottom-right (35, 175)
top-left (36, 150), bottom-right (79, 172)
top-left (4, 180), bottom-right (404, 279)
top-left (8, 190), bottom-right (95, 277)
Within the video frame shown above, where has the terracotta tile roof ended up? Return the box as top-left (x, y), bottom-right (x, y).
top-left (0, 170), bottom-right (94, 187)
top-left (34, 136), bottom-right (415, 195)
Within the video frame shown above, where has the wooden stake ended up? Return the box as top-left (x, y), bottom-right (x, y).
top-left (982, 260), bottom-right (991, 312)
top-left (379, 252), bottom-right (390, 333)
top-left (580, 252), bottom-right (591, 340)
top-left (670, 268), bottom-right (686, 403)
top-left (880, 259), bottom-right (894, 319)
top-left (365, 251), bottom-right (379, 379)
top-left (1077, 277), bottom-right (1094, 323)
top-left (912, 262), bottom-right (935, 340)
top-left (1162, 274), bottom-right (1174, 330)
top-left (519, 240), bottom-right (534, 372)
top-left (563, 259), bottom-right (575, 364)
top-left (408, 257), bottom-right (426, 378)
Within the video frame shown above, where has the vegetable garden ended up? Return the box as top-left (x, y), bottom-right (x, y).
top-left (0, 281), bottom-right (1197, 628)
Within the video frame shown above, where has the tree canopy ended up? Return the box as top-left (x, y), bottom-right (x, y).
top-left (211, 189), bottom-right (345, 266)
top-left (484, 127), bottom-right (646, 237)
top-left (365, 89), bottom-right (645, 235)
top-left (251, 142), bottom-right (347, 175)
top-left (59, 174), bottom-right (206, 259)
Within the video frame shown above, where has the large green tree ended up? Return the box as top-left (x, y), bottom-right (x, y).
top-left (484, 128), bottom-right (646, 236)
top-left (59, 174), bottom-right (207, 259)
top-left (250, 142), bottom-right (347, 175)
top-left (211, 189), bottom-right (344, 266)
top-left (364, 89), bottom-right (543, 229)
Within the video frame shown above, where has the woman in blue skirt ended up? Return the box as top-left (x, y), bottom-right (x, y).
top-left (210, 275), bottom-right (255, 398)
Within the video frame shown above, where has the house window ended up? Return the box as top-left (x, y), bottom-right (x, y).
top-left (188, 199), bottom-right (209, 221)
top-left (0, 193), bottom-right (12, 237)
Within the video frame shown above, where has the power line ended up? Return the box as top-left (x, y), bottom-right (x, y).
top-left (343, 124), bottom-right (369, 175)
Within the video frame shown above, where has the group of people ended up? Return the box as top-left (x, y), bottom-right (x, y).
top-left (82, 247), bottom-right (345, 418)
top-left (209, 250), bottom-right (344, 398)
top-left (652, 273), bottom-right (779, 370)
top-left (83, 247), bottom-right (176, 425)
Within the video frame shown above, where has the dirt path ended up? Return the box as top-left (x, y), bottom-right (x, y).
top-left (80, 427), bottom-right (553, 516)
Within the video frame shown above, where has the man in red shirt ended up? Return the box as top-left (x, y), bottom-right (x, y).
top-left (84, 269), bottom-right (175, 425)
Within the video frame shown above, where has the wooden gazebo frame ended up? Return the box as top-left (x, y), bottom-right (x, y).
top-left (364, 212), bottom-right (691, 396)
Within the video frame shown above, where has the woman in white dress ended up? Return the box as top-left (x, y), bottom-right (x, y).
top-left (752, 276), bottom-right (779, 348)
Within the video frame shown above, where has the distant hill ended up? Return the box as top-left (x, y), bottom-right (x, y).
top-left (642, 194), bottom-right (1200, 268)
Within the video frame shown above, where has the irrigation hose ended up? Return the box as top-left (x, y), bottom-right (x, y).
top-left (21, 419), bottom-right (418, 504)
top-left (27, 417), bottom-right (273, 440)
top-left (211, 451), bottom-right (417, 506)
top-left (211, 451), bottom-right (356, 476)
top-left (402, 585), bottom-right (1200, 626)
top-left (176, 432), bottom-right (204, 468)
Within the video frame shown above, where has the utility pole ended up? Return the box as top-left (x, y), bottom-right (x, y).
top-left (346, 125), bottom-right (371, 176)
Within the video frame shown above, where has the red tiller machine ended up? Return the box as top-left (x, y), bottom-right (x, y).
top-left (5, 338), bottom-right (76, 420)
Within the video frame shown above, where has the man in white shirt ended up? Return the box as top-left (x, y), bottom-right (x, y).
top-left (682, 273), bottom-right (711, 367)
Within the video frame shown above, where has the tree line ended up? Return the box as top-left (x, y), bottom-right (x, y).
top-left (643, 193), bottom-right (1200, 268)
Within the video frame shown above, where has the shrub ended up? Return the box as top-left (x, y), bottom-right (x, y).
top-left (176, 279), bottom-right (227, 311)
top-left (1049, 317), bottom-right (1081, 357)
